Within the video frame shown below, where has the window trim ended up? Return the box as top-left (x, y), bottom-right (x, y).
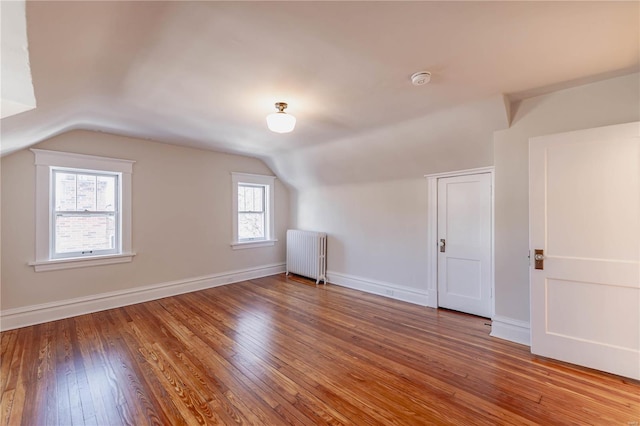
top-left (30, 149), bottom-right (136, 271)
top-left (231, 172), bottom-right (276, 250)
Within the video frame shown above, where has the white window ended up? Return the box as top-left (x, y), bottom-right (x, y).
top-left (231, 172), bottom-right (276, 249)
top-left (30, 149), bottom-right (135, 271)
top-left (238, 184), bottom-right (266, 240)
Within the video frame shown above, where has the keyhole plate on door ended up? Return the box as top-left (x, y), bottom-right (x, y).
top-left (534, 249), bottom-right (544, 270)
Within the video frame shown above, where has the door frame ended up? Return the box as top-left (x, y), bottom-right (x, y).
top-left (425, 166), bottom-right (495, 315)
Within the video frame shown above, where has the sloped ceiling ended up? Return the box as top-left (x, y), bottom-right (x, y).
top-left (1, 1), bottom-right (638, 186)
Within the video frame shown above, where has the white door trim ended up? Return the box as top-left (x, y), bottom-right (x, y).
top-left (425, 167), bottom-right (495, 313)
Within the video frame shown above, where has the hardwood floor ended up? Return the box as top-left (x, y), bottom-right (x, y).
top-left (1, 274), bottom-right (639, 425)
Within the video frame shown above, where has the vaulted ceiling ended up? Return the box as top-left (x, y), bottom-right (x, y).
top-left (2, 1), bottom-right (638, 186)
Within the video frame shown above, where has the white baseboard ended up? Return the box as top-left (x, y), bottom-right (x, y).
top-left (0, 263), bottom-right (285, 331)
top-left (327, 270), bottom-right (429, 306)
top-left (490, 315), bottom-right (531, 346)
top-left (425, 290), bottom-right (437, 308)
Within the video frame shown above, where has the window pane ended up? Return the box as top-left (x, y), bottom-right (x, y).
top-left (238, 212), bottom-right (265, 240)
top-left (55, 214), bottom-right (116, 254)
top-left (55, 172), bottom-right (78, 211)
top-left (250, 186), bottom-right (258, 211)
top-left (77, 174), bottom-right (97, 211)
top-left (253, 187), bottom-right (264, 211)
top-left (97, 175), bottom-right (116, 211)
top-left (244, 186), bottom-right (254, 211)
top-left (238, 185), bottom-right (264, 212)
top-left (238, 186), bottom-right (246, 211)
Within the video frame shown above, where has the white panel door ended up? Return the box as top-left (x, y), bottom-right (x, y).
top-left (437, 173), bottom-right (492, 318)
top-left (530, 122), bottom-right (640, 380)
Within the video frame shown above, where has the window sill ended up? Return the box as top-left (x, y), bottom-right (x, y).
top-left (230, 239), bottom-right (277, 250)
top-left (29, 252), bottom-right (136, 272)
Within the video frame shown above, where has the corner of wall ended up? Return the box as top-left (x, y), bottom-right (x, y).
top-left (490, 315), bottom-right (531, 346)
top-left (500, 94), bottom-right (512, 128)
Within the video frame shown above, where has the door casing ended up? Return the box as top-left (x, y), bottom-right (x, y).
top-left (425, 167), bottom-right (495, 317)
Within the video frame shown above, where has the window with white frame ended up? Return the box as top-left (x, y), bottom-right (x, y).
top-left (238, 184), bottom-right (266, 240)
top-left (30, 149), bottom-right (135, 271)
top-left (231, 172), bottom-right (276, 249)
top-left (52, 169), bottom-right (119, 258)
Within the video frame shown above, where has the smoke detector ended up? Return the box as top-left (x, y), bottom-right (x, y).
top-left (411, 71), bottom-right (431, 86)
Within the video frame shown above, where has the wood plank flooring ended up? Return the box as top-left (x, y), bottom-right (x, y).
top-left (1, 273), bottom-right (639, 425)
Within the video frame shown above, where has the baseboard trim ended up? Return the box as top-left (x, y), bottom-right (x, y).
top-left (490, 315), bottom-right (531, 346)
top-left (0, 263), bottom-right (286, 331)
top-left (327, 270), bottom-right (429, 306)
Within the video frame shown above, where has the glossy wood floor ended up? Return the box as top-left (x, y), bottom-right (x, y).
top-left (2, 274), bottom-right (639, 425)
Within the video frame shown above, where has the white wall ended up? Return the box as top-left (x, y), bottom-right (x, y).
top-left (1, 130), bottom-right (289, 324)
top-left (294, 179), bottom-right (430, 302)
top-left (493, 73), bottom-right (640, 329)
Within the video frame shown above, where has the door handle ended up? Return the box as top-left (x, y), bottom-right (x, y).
top-left (439, 239), bottom-right (446, 253)
top-left (534, 249), bottom-right (544, 270)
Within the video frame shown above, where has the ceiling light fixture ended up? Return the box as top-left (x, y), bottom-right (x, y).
top-left (266, 102), bottom-right (296, 133)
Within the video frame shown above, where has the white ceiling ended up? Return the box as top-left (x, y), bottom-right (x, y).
top-left (1, 1), bottom-right (638, 185)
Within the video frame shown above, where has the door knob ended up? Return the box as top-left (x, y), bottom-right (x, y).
top-left (439, 239), bottom-right (446, 253)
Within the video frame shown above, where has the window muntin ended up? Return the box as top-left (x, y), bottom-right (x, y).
top-left (51, 169), bottom-right (120, 258)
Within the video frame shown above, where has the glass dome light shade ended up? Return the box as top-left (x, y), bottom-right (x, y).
top-left (266, 111), bottom-right (296, 133)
